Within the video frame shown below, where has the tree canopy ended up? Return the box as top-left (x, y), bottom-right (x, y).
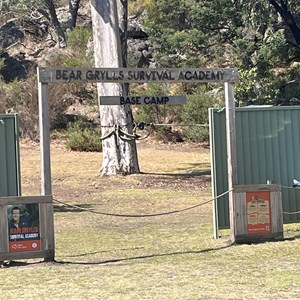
top-left (2, 0), bottom-right (300, 104)
top-left (139, 0), bottom-right (300, 105)
top-left (1, 0), bottom-right (300, 146)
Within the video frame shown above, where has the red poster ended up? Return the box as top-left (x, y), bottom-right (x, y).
top-left (246, 191), bottom-right (271, 234)
top-left (7, 204), bottom-right (41, 252)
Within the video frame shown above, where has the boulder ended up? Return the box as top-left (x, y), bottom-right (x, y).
top-left (0, 51), bottom-right (34, 82)
top-left (0, 20), bottom-right (24, 49)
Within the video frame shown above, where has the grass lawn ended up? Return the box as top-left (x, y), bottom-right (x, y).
top-left (1, 139), bottom-right (299, 299)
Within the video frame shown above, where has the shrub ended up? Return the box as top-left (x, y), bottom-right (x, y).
top-left (181, 85), bottom-right (218, 142)
top-left (134, 83), bottom-right (182, 122)
top-left (0, 72), bottom-right (40, 139)
top-left (152, 126), bottom-right (183, 143)
top-left (0, 50), bottom-right (94, 139)
top-left (66, 119), bottom-right (102, 152)
top-left (65, 27), bottom-right (93, 67)
top-left (132, 83), bottom-right (182, 141)
top-left (0, 68), bottom-right (79, 139)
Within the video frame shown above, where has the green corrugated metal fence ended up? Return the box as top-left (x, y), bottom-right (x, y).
top-left (209, 106), bottom-right (300, 229)
top-left (0, 114), bottom-right (21, 196)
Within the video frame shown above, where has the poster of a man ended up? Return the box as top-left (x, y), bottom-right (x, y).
top-left (7, 204), bottom-right (41, 252)
top-left (9, 206), bottom-right (28, 229)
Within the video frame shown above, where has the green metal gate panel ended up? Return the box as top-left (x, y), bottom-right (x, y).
top-left (0, 114), bottom-right (21, 196)
top-left (209, 106), bottom-right (300, 229)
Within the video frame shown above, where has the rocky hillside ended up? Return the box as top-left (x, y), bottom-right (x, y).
top-left (0, 2), bottom-right (164, 139)
top-left (0, 2), bottom-right (156, 83)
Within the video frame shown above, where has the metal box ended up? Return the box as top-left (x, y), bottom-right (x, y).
top-left (0, 114), bottom-right (21, 196)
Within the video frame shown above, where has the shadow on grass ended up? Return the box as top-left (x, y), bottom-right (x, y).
top-left (5, 234), bottom-right (300, 268)
top-left (175, 162), bottom-right (211, 174)
top-left (55, 243), bottom-right (234, 266)
top-left (3, 244), bottom-right (233, 268)
top-left (62, 246), bottom-right (146, 258)
top-left (283, 233), bottom-right (300, 241)
top-left (53, 204), bottom-right (93, 213)
top-left (140, 170), bottom-right (211, 177)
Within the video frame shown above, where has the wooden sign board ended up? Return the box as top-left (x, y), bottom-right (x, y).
top-left (37, 67), bottom-right (238, 83)
top-left (100, 96), bottom-right (187, 105)
top-left (0, 196), bottom-right (54, 261)
top-left (232, 185), bottom-right (283, 243)
top-left (36, 65), bottom-right (239, 243)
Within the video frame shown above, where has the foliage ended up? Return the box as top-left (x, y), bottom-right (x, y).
top-left (2, 0), bottom-right (300, 143)
top-left (283, 64), bottom-right (300, 100)
top-left (181, 85), bottom-right (218, 142)
top-left (66, 119), bottom-right (102, 152)
top-left (132, 83), bottom-right (218, 142)
top-left (143, 0), bottom-right (242, 67)
top-left (0, 0), bottom-right (65, 14)
top-left (133, 83), bottom-right (182, 124)
top-left (0, 0), bottom-right (40, 14)
top-left (0, 74), bottom-right (39, 139)
top-left (65, 26), bottom-right (93, 67)
top-left (0, 21), bottom-right (94, 140)
top-left (63, 27), bottom-right (93, 68)
top-left (0, 68), bottom-right (78, 139)
top-left (143, 0), bottom-right (300, 105)
top-left (128, 0), bottom-right (143, 16)
top-left (132, 83), bottom-right (183, 141)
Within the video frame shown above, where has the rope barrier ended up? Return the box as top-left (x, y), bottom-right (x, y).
top-left (99, 122), bottom-right (209, 128)
top-left (53, 189), bottom-right (232, 218)
top-left (53, 185), bottom-right (300, 217)
top-left (151, 123), bottom-right (209, 127)
top-left (282, 211), bottom-right (300, 215)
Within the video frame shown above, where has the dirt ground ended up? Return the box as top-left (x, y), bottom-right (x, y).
top-left (20, 138), bottom-right (212, 200)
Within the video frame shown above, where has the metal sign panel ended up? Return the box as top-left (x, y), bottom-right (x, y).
top-left (37, 67), bottom-right (239, 83)
top-left (100, 95), bottom-right (187, 105)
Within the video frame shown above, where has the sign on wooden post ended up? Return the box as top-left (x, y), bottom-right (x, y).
top-left (37, 67), bottom-right (239, 83)
top-left (232, 184), bottom-right (283, 243)
top-left (36, 66), bottom-right (240, 244)
top-left (0, 196), bottom-right (55, 261)
top-left (100, 96), bottom-right (187, 105)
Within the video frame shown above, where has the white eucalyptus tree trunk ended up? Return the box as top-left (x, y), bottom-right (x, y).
top-left (90, 0), bottom-right (140, 176)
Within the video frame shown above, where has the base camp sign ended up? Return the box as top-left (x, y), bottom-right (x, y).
top-left (100, 96), bottom-right (187, 105)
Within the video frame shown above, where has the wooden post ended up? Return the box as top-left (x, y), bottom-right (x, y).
top-left (38, 81), bottom-right (52, 196)
top-left (224, 82), bottom-right (238, 242)
top-left (38, 80), bottom-right (55, 261)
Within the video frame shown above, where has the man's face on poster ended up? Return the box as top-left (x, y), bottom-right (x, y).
top-left (12, 208), bottom-right (20, 223)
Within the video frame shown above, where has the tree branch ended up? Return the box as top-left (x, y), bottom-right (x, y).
top-left (269, 0), bottom-right (300, 45)
top-left (42, 0), bottom-right (66, 46)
